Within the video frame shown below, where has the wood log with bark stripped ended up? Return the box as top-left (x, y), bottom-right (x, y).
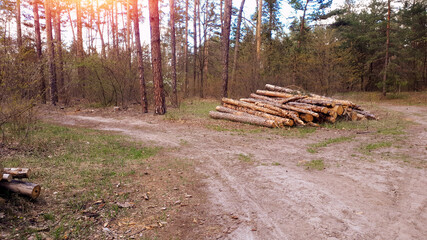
top-left (221, 104), bottom-right (294, 127)
top-left (209, 111), bottom-right (278, 128)
top-left (241, 98), bottom-right (319, 118)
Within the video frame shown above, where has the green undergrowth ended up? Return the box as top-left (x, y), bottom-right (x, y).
top-left (164, 98), bottom-right (220, 120)
top-left (299, 159), bottom-right (325, 170)
top-left (361, 141), bottom-right (393, 154)
top-left (307, 136), bottom-right (354, 153)
top-left (0, 122), bottom-right (161, 239)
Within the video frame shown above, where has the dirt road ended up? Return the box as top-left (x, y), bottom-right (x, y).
top-left (44, 104), bottom-right (427, 239)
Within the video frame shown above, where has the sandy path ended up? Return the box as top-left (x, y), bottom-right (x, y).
top-left (43, 105), bottom-right (427, 239)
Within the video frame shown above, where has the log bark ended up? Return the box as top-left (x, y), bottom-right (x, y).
top-left (3, 168), bottom-right (31, 179)
top-left (221, 104), bottom-right (294, 127)
top-left (0, 180), bottom-right (41, 199)
top-left (256, 90), bottom-right (295, 99)
top-left (354, 109), bottom-right (378, 120)
top-left (222, 98), bottom-right (279, 116)
top-left (265, 84), bottom-right (304, 95)
top-left (287, 102), bottom-right (329, 114)
top-left (241, 98), bottom-right (317, 120)
top-left (209, 111), bottom-right (277, 128)
top-left (247, 100), bottom-right (305, 125)
top-left (2, 174), bottom-right (12, 182)
top-left (297, 98), bottom-right (336, 107)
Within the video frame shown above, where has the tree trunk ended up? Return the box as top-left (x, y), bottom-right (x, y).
top-left (148, 0), bottom-right (166, 114)
top-left (298, 0), bottom-right (309, 48)
top-left (193, 0), bottom-right (198, 96)
top-left (45, 0), bottom-right (58, 105)
top-left (33, 0), bottom-right (46, 104)
top-left (221, 0), bottom-right (232, 98)
top-left (54, 8), bottom-right (65, 104)
top-left (184, 0), bottom-right (189, 97)
top-left (382, 0), bottom-right (391, 97)
top-left (256, 0), bottom-right (262, 64)
top-left (231, 0), bottom-right (246, 95)
top-left (133, 0), bottom-right (148, 113)
top-left (76, 0), bottom-right (84, 98)
top-left (198, 0), bottom-right (204, 98)
top-left (16, 0), bottom-right (22, 49)
top-left (169, 0), bottom-right (178, 106)
top-left (96, 0), bottom-right (106, 58)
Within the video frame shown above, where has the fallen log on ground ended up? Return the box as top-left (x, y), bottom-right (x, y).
top-left (2, 174), bottom-right (12, 182)
top-left (0, 180), bottom-right (41, 199)
top-left (209, 111), bottom-right (278, 128)
top-left (3, 168), bottom-right (31, 179)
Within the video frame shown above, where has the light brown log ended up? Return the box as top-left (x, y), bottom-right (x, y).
top-left (325, 115), bottom-right (337, 123)
top-left (307, 122), bottom-right (320, 127)
top-left (222, 104), bottom-right (294, 127)
top-left (353, 109), bottom-right (378, 120)
top-left (2, 174), bottom-right (12, 182)
top-left (250, 93), bottom-right (283, 103)
top-left (242, 98), bottom-right (319, 118)
top-left (256, 90), bottom-right (295, 99)
top-left (209, 111), bottom-right (277, 128)
top-left (356, 113), bottom-right (367, 121)
top-left (287, 102), bottom-right (329, 114)
top-left (216, 105), bottom-right (253, 117)
top-left (239, 98), bottom-right (305, 125)
top-left (333, 105), bottom-right (344, 115)
top-left (297, 98), bottom-right (336, 107)
top-left (3, 168), bottom-right (31, 179)
top-left (222, 98), bottom-right (279, 116)
top-left (0, 180), bottom-right (41, 199)
top-left (327, 108), bottom-right (338, 118)
top-left (265, 84), bottom-right (304, 95)
top-left (300, 113), bottom-right (313, 122)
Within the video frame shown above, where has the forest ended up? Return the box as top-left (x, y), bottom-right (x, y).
top-left (0, 0), bottom-right (426, 116)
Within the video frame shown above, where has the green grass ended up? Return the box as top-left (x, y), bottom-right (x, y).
top-left (362, 141), bottom-right (393, 154)
top-left (301, 159), bottom-right (325, 170)
top-left (307, 136), bottom-right (354, 153)
top-left (164, 99), bottom-right (220, 120)
top-left (0, 122), bottom-right (160, 239)
top-left (238, 153), bottom-right (254, 163)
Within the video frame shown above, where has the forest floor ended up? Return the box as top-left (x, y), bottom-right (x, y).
top-left (1, 93), bottom-right (427, 239)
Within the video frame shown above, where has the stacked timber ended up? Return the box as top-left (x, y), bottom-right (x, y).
top-left (0, 167), bottom-right (41, 199)
top-left (209, 84), bottom-right (377, 128)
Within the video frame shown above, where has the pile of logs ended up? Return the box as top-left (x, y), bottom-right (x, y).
top-left (209, 84), bottom-right (377, 128)
top-left (0, 167), bottom-right (41, 199)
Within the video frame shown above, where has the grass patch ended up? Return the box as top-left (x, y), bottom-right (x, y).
top-left (164, 99), bottom-right (220, 120)
top-left (299, 159), bottom-right (325, 170)
top-left (337, 91), bottom-right (427, 106)
top-left (307, 136), bottom-right (354, 153)
top-left (0, 122), bottom-right (161, 239)
top-left (238, 153), bottom-right (254, 163)
top-left (272, 162), bottom-right (281, 166)
top-left (270, 126), bottom-right (317, 138)
top-left (361, 141), bottom-right (393, 154)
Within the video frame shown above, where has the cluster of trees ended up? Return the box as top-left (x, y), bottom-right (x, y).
top-left (0, 0), bottom-right (426, 115)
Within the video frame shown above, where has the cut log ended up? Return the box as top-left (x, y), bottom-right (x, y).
top-left (307, 122), bottom-right (320, 127)
top-left (249, 93), bottom-right (283, 103)
top-left (241, 98), bottom-right (318, 120)
top-left (327, 108), bottom-right (338, 118)
top-left (2, 174), bottom-right (12, 182)
top-left (297, 98), bottom-right (336, 107)
top-left (325, 115), bottom-right (337, 123)
top-left (300, 113), bottom-right (314, 123)
top-left (265, 84), bottom-right (304, 95)
top-left (209, 111), bottom-right (277, 128)
top-left (3, 168), bottom-right (31, 179)
top-left (256, 90), bottom-right (295, 99)
top-left (222, 98), bottom-right (280, 116)
top-left (0, 180), bottom-right (41, 199)
top-left (333, 105), bottom-right (344, 115)
top-left (216, 105), bottom-right (253, 117)
top-left (222, 104), bottom-right (294, 127)
top-left (354, 109), bottom-right (378, 120)
top-left (287, 102), bottom-right (329, 114)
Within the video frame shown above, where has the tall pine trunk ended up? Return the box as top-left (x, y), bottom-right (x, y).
top-left (33, 0), bottom-right (46, 103)
top-left (184, 0), bottom-right (189, 97)
top-left (45, 0), bottom-right (58, 105)
top-left (96, 0), bottom-right (106, 58)
top-left (221, 0), bottom-right (232, 97)
top-left (133, 0), bottom-right (148, 113)
top-left (148, 0), bottom-right (166, 114)
top-left (231, 0), bottom-right (246, 96)
top-left (169, 0), bottom-right (178, 106)
top-left (382, 0), bottom-right (391, 97)
top-left (193, 0), bottom-right (198, 96)
top-left (16, 0), bottom-right (22, 49)
top-left (54, 8), bottom-right (65, 104)
top-left (76, 0), bottom-right (84, 98)
top-left (256, 0), bottom-right (262, 64)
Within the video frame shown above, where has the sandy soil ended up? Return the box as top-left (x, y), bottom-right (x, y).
top-left (42, 104), bottom-right (427, 240)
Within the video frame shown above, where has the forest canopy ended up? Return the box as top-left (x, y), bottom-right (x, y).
top-left (0, 0), bottom-right (426, 112)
